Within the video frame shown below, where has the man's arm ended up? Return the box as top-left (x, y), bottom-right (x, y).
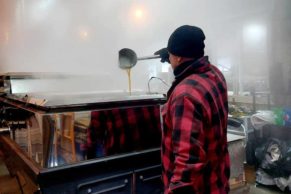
top-left (169, 95), bottom-right (207, 193)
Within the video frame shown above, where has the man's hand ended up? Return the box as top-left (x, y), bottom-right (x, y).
top-left (154, 48), bottom-right (170, 63)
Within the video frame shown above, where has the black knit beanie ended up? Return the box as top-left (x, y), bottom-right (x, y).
top-left (167, 25), bottom-right (205, 58)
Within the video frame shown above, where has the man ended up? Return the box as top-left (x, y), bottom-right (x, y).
top-left (156, 25), bottom-right (230, 194)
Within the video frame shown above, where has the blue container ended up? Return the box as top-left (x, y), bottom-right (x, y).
top-left (283, 108), bottom-right (291, 127)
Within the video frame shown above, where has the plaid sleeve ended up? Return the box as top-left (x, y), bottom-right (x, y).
top-left (168, 95), bottom-right (207, 193)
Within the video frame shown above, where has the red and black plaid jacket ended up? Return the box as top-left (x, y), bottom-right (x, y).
top-left (162, 56), bottom-right (230, 194)
top-left (84, 106), bottom-right (162, 158)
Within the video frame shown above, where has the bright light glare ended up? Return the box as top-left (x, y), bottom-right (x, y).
top-left (243, 24), bottom-right (266, 44)
top-left (135, 9), bottom-right (144, 19)
top-left (80, 31), bottom-right (88, 40)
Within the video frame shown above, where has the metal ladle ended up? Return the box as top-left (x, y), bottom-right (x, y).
top-left (118, 48), bottom-right (161, 69)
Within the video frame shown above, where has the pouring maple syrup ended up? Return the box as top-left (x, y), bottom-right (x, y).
top-left (125, 69), bottom-right (132, 95)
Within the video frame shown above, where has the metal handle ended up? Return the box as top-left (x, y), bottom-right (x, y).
top-left (78, 178), bottom-right (128, 194)
top-left (147, 76), bottom-right (170, 94)
top-left (139, 175), bottom-right (161, 182)
top-left (91, 180), bottom-right (128, 194)
top-left (138, 55), bottom-right (160, 61)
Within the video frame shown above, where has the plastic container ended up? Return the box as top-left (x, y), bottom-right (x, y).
top-left (273, 108), bottom-right (284, 126)
top-left (283, 108), bottom-right (291, 127)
